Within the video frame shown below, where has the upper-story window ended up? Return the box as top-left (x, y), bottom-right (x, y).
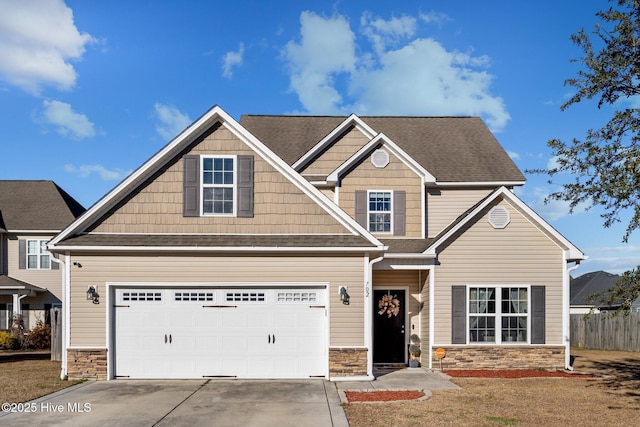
top-left (202, 156), bottom-right (236, 215)
top-left (27, 240), bottom-right (50, 269)
top-left (368, 191), bottom-right (392, 233)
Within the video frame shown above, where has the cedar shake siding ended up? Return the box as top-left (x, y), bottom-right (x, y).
top-left (92, 125), bottom-right (349, 235)
top-left (339, 148), bottom-right (423, 238)
top-left (433, 199), bottom-right (565, 346)
top-left (299, 127), bottom-right (370, 177)
top-left (68, 254), bottom-right (366, 348)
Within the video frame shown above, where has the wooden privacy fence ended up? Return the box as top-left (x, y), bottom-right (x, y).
top-left (50, 307), bottom-right (62, 361)
top-left (570, 312), bottom-right (640, 352)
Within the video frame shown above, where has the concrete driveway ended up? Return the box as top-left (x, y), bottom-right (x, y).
top-left (0, 379), bottom-right (348, 427)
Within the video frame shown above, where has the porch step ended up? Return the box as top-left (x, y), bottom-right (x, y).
top-left (373, 363), bottom-right (406, 371)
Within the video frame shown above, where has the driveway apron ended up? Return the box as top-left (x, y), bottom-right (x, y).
top-left (0, 379), bottom-right (348, 427)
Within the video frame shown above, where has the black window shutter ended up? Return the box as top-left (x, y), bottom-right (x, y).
top-left (51, 252), bottom-right (59, 270)
top-left (451, 285), bottom-right (467, 344)
top-left (183, 155), bottom-right (200, 217)
top-left (393, 190), bottom-right (406, 236)
top-left (18, 240), bottom-right (26, 269)
top-left (237, 155), bottom-right (254, 218)
top-left (355, 190), bottom-right (367, 228)
top-left (531, 286), bottom-right (545, 344)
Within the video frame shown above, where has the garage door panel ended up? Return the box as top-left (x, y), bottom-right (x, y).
top-left (114, 287), bottom-right (327, 379)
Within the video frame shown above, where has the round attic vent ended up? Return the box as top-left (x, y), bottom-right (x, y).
top-left (371, 149), bottom-right (389, 168)
top-left (488, 206), bottom-right (510, 229)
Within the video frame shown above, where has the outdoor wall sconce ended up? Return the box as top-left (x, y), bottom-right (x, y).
top-left (86, 285), bottom-right (100, 304)
top-left (339, 286), bottom-right (350, 305)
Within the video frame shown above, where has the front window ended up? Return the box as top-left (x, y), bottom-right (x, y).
top-left (368, 191), bottom-right (392, 233)
top-left (469, 286), bottom-right (528, 344)
top-left (27, 239), bottom-right (50, 269)
top-left (202, 156), bottom-right (236, 215)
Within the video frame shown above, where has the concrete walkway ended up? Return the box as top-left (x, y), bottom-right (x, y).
top-left (334, 368), bottom-right (460, 403)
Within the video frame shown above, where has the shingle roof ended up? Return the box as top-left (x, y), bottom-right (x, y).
top-left (55, 233), bottom-right (377, 249)
top-left (0, 275), bottom-right (47, 292)
top-left (0, 181), bottom-right (85, 231)
top-left (240, 115), bottom-right (525, 183)
top-left (570, 271), bottom-right (622, 306)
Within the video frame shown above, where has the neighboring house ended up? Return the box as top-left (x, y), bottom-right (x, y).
top-left (49, 106), bottom-right (585, 381)
top-left (0, 181), bottom-right (85, 330)
top-left (570, 271), bottom-right (640, 314)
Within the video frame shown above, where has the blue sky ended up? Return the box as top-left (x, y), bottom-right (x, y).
top-left (0, 0), bottom-right (637, 275)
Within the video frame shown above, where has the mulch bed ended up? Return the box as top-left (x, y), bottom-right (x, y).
top-left (345, 390), bottom-right (425, 402)
top-left (445, 369), bottom-right (598, 378)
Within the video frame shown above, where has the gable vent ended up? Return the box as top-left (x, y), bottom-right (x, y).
top-left (371, 149), bottom-right (389, 168)
top-left (488, 206), bottom-right (510, 229)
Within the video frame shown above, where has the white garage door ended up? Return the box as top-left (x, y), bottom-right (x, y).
top-left (113, 287), bottom-right (327, 379)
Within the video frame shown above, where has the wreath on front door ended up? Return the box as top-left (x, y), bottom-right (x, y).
top-left (378, 294), bottom-right (400, 317)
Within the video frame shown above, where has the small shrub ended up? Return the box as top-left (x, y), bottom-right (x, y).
top-left (24, 320), bottom-right (51, 350)
top-left (0, 331), bottom-right (17, 350)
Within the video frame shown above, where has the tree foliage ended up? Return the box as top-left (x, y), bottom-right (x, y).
top-left (533, 0), bottom-right (640, 316)
top-left (585, 267), bottom-right (640, 315)
top-left (532, 0), bottom-right (640, 242)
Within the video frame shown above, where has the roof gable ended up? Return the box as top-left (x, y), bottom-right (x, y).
top-left (327, 133), bottom-right (435, 184)
top-left (0, 180), bottom-right (85, 231)
top-left (51, 106), bottom-right (383, 249)
top-left (425, 186), bottom-right (585, 261)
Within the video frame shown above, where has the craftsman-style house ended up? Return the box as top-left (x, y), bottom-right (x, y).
top-left (48, 106), bottom-right (584, 380)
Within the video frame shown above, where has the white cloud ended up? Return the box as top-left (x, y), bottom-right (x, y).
top-left (154, 103), bottom-right (192, 140)
top-left (283, 12), bottom-right (356, 114)
top-left (282, 11), bottom-right (510, 131)
top-left (419, 11), bottom-right (451, 26)
top-left (64, 164), bottom-right (131, 181)
top-left (361, 13), bottom-right (417, 55)
top-left (507, 151), bottom-right (520, 160)
top-left (0, 0), bottom-right (94, 95)
top-left (222, 43), bottom-right (245, 78)
top-left (41, 99), bottom-right (95, 139)
top-left (525, 186), bottom-right (590, 221)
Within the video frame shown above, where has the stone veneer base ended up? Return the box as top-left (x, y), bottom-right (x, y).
top-left (67, 348), bottom-right (108, 380)
top-left (329, 348), bottom-right (368, 377)
top-left (429, 346), bottom-right (566, 370)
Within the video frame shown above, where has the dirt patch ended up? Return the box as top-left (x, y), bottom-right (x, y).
top-left (346, 390), bottom-right (425, 402)
top-left (445, 369), bottom-right (598, 378)
top-left (345, 349), bottom-right (640, 427)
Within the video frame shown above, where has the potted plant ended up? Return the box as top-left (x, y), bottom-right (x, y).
top-left (408, 334), bottom-right (421, 368)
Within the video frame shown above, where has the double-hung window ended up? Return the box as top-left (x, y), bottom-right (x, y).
top-left (202, 156), bottom-right (236, 215)
top-left (368, 191), bottom-right (392, 233)
top-left (27, 239), bottom-right (50, 269)
top-left (468, 286), bottom-right (528, 344)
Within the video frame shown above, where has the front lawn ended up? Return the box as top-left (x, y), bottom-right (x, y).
top-left (0, 352), bottom-right (82, 403)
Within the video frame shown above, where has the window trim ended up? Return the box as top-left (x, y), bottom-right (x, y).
top-left (367, 190), bottom-right (393, 234)
top-left (200, 155), bottom-right (237, 217)
top-left (467, 284), bottom-right (530, 345)
top-left (26, 239), bottom-right (51, 270)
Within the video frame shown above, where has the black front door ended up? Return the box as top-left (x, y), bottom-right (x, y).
top-left (373, 290), bottom-right (406, 363)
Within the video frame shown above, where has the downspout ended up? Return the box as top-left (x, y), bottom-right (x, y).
top-left (50, 253), bottom-right (68, 380)
top-left (564, 258), bottom-right (581, 371)
top-left (365, 253), bottom-right (384, 379)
